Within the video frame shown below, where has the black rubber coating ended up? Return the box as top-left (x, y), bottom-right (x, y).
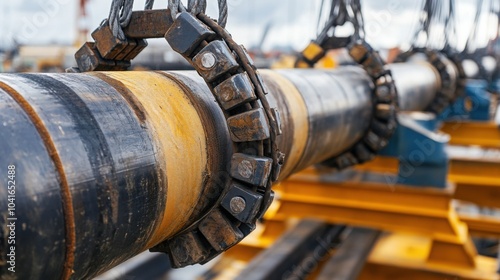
top-left (278, 68), bottom-right (373, 172)
top-left (0, 73), bottom-right (164, 279)
top-left (0, 87), bottom-right (66, 280)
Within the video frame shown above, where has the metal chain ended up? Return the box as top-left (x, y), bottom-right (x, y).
top-left (146, 10), bottom-right (283, 267)
top-left (443, 0), bottom-right (458, 55)
top-left (322, 40), bottom-right (399, 169)
top-left (145, 0), bottom-right (155, 9)
top-left (108, 0), bottom-right (134, 40)
top-left (403, 1), bottom-right (465, 106)
top-left (296, 0), bottom-right (398, 170)
top-left (108, 0), bottom-right (227, 40)
top-left (349, 0), bottom-right (365, 40)
top-left (107, 0), bottom-right (224, 40)
top-left (396, 48), bottom-right (459, 113)
top-left (315, 0), bottom-right (364, 46)
top-left (75, 0), bottom-right (278, 266)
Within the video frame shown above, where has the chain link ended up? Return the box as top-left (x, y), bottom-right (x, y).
top-left (107, 0), bottom-right (228, 41)
top-left (295, 0), bottom-right (399, 170)
top-left (322, 40), bottom-right (399, 169)
top-left (395, 48), bottom-right (459, 114)
top-left (147, 11), bottom-right (283, 267)
top-left (75, 1), bottom-right (282, 265)
top-left (168, 0), bottom-right (228, 27)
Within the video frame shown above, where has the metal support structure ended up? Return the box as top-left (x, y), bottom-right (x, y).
top-left (379, 112), bottom-right (449, 188)
top-left (237, 220), bottom-right (345, 280)
top-left (214, 162), bottom-right (500, 279)
top-left (358, 154), bottom-right (500, 209)
top-left (317, 228), bottom-right (381, 280)
top-left (0, 62), bottom-right (442, 279)
top-left (441, 79), bottom-right (493, 121)
top-left (273, 172), bottom-right (477, 267)
top-left (440, 121), bottom-right (500, 148)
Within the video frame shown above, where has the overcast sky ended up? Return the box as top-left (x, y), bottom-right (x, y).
top-left (0, 0), bottom-right (497, 51)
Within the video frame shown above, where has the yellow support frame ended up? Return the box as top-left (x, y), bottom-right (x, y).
top-left (356, 156), bottom-right (500, 208)
top-left (219, 166), bottom-right (500, 279)
top-left (216, 120), bottom-right (500, 279)
top-left (275, 174), bottom-right (478, 268)
top-left (440, 121), bottom-right (500, 148)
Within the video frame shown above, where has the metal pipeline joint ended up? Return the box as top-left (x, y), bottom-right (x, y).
top-left (396, 48), bottom-right (460, 113)
top-left (0, 62), bottom-right (444, 279)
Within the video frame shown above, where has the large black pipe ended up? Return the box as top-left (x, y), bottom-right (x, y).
top-left (0, 62), bottom-right (441, 279)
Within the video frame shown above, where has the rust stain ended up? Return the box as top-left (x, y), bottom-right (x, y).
top-left (91, 72), bottom-right (148, 124)
top-left (0, 82), bottom-right (76, 280)
top-left (156, 72), bottom-right (236, 230)
top-left (100, 72), bottom-right (208, 248)
top-left (228, 110), bottom-right (269, 141)
top-left (106, 179), bottom-right (119, 225)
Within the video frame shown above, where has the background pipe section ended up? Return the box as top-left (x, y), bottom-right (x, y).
top-left (390, 62), bottom-right (442, 111)
top-left (0, 63), bottom-right (441, 279)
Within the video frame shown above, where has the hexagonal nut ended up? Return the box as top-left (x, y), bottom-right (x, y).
top-left (214, 73), bottom-right (256, 110)
top-left (165, 12), bottom-right (215, 57)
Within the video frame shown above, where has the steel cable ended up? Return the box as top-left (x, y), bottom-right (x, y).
top-left (108, 0), bottom-right (150, 40)
top-left (168, 0), bottom-right (227, 28)
top-left (315, 0), bottom-right (365, 46)
top-left (145, 0), bottom-right (155, 9)
top-left (108, 0), bottom-right (228, 40)
top-left (109, 0), bottom-right (227, 40)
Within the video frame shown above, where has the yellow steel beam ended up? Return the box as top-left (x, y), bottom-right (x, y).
top-left (460, 214), bottom-right (500, 238)
top-left (230, 212), bottom-right (500, 252)
top-left (441, 121), bottom-right (500, 148)
top-left (356, 155), bottom-right (500, 208)
top-left (454, 178), bottom-right (500, 209)
top-left (274, 174), bottom-right (478, 268)
top-left (355, 156), bottom-right (399, 173)
top-left (222, 214), bottom-right (500, 279)
top-left (220, 149), bottom-right (500, 279)
top-left (275, 182), bottom-right (454, 234)
top-left (361, 233), bottom-right (499, 280)
top-left (357, 155), bottom-right (500, 180)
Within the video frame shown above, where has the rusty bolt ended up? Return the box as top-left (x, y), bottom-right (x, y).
top-left (230, 196), bottom-right (246, 214)
top-left (238, 160), bottom-right (253, 179)
top-left (201, 52), bottom-right (216, 69)
top-left (221, 90), bottom-right (235, 102)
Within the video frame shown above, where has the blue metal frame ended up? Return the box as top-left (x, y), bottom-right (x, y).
top-left (440, 80), bottom-right (492, 121)
top-left (380, 113), bottom-right (449, 188)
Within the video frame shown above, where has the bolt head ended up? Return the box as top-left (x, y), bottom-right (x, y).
top-left (221, 90), bottom-right (235, 102)
top-left (201, 52), bottom-right (216, 69)
top-left (230, 196), bottom-right (246, 214)
top-left (238, 160), bottom-right (253, 179)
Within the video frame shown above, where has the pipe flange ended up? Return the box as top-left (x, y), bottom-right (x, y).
top-left (295, 39), bottom-right (399, 170)
top-left (395, 48), bottom-right (459, 114)
top-left (147, 12), bottom-right (284, 267)
top-left (321, 40), bottom-right (399, 169)
top-left (81, 10), bottom-right (284, 268)
top-left (447, 53), bottom-right (468, 98)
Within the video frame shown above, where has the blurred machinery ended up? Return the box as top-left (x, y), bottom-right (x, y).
top-left (1, 0), bottom-right (500, 280)
top-left (0, 0), bottom-right (191, 73)
top-left (75, 0), bottom-right (89, 47)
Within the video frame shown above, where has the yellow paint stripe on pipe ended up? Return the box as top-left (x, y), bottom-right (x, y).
top-left (96, 72), bottom-right (208, 248)
top-left (261, 70), bottom-right (309, 180)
